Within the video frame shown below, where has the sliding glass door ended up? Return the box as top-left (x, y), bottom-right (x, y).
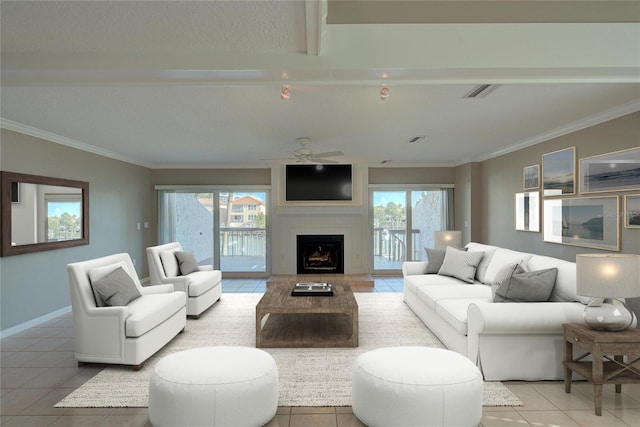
top-left (158, 188), bottom-right (268, 276)
top-left (371, 188), bottom-right (453, 274)
top-left (218, 191), bottom-right (267, 273)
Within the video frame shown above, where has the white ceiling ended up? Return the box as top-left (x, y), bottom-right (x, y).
top-left (1, 1), bottom-right (639, 169)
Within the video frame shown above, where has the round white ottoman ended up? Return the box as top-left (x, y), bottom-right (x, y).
top-left (149, 346), bottom-right (278, 427)
top-left (352, 346), bottom-right (483, 427)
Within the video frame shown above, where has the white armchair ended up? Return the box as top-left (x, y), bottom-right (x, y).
top-left (147, 242), bottom-right (222, 317)
top-left (67, 253), bottom-right (187, 369)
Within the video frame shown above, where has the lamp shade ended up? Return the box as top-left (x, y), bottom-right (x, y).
top-left (434, 231), bottom-right (462, 249)
top-left (576, 254), bottom-right (640, 298)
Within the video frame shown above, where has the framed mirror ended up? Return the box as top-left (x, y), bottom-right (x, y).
top-left (1, 171), bottom-right (89, 256)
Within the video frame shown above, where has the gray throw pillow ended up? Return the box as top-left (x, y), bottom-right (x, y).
top-left (91, 266), bottom-right (141, 307)
top-left (425, 248), bottom-right (446, 274)
top-left (175, 251), bottom-right (199, 275)
top-left (437, 247), bottom-right (484, 283)
top-left (494, 267), bottom-right (558, 302)
top-left (490, 263), bottom-right (525, 300)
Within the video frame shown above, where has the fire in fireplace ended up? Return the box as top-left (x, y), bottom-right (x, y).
top-left (296, 235), bottom-right (344, 274)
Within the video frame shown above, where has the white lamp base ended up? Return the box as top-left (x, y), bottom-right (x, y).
top-left (584, 297), bottom-right (637, 332)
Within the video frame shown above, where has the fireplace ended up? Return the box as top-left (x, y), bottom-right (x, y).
top-left (297, 235), bottom-right (344, 274)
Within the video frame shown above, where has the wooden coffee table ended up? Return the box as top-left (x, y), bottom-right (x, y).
top-left (255, 281), bottom-right (359, 348)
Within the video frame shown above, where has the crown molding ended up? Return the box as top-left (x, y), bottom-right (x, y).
top-left (0, 118), bottom-right (151, 168)
top-left (471, 99), bottom-right (640, 164)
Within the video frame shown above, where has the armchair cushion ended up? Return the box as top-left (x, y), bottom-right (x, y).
top-left (160, 250), bottom-right (180, 277)
top-left (125, 292), bottom-right (187, 337)
top-left (92, 266), bottom-right (142, 307)
top-left (175, 251), bottom-right (199, 275)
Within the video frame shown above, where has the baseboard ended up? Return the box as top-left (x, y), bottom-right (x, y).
top-left (0, 305), bottom-right (72, 339)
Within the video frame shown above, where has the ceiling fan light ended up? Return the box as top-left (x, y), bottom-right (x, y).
top-left (281, 85), bottom-right (291, 100)
top-left (380, 84), bottom-right (390, 100)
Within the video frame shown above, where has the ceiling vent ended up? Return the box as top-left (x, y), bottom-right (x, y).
top-left (464, 84), bottom-right (500, 99)
top-left (408, 136), bottom-right (427, 143)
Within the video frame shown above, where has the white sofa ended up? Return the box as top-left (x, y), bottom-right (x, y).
top-left (402, 242), bottom-right (589, 381)
top-left (67, 253), bottom-right (187, 368)
top-left (147, 242), bottom-right (222, 317)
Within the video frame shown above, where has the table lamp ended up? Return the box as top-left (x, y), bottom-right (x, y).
top-left (434, 231), bottom-right (462, 249)
top-left (576, 254), bottom-right (640, 331)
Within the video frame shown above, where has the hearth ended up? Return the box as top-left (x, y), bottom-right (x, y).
top-left (297, 235), bottom-right (344, 274)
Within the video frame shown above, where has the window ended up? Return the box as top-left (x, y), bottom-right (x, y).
top-left (371, 187), bottom-right (453, 273)
top-left (157, 188), bottom-right (269, 275)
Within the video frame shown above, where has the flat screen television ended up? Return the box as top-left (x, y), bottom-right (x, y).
top-left (285, 164), bottom-right (353, 201)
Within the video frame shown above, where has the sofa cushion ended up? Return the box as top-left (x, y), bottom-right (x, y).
top-left (186, 270), bottom-right (222, 297)
top-left (417, 284), bottom-right (492, 311)
top-left (125, 292), bottom-right (186, 337)
top-left (438, 247), bottom-right (484, 283)
top-left (465, 243), bottom-right (498, 283)
top-left (484, 248), bottom-right (533, 285)
top-left (425, 248), bottom-right (446, 273)
top-left (91, 266), bottom-right (142, 307)
top-left (88, 261), bottom-right (128, 307)
top-left (435, 298), bottom-right (490, 335)
top-left (175, 251), bottom-right (199, 275)
top-left (160, 250), bottom-right (180, 277)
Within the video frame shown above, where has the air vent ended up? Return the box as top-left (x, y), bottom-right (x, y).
top-left (408, 136), bottom-right (427, 144)
top-left (464, 84), bottom-right (499, 98)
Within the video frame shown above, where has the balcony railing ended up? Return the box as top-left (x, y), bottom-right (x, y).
top-left (372, 227), bottom-right (422, 262)
top-left (220, 227), bottom-right (266, 256)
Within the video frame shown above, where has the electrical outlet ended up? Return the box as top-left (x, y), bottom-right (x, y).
top-left (144, 222), bottom-right (149, 229)
top-left (137, 222), bottom-right (141, 230)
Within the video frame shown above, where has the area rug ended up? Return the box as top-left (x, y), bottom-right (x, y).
top-left (56, 293), bottom-right (522, 408)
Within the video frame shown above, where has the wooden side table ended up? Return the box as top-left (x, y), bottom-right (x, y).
top-left (563, 323), bottom-right (640, 415)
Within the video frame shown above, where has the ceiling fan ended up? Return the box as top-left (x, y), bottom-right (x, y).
top-left (273, 138), bottom-right (344, 163)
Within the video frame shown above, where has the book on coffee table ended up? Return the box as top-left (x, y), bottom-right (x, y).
top-left (291, 282), bottom-right (334, 296)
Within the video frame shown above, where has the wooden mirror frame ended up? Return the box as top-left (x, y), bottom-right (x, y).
top-left (1, 171), bottom-right (89, 256)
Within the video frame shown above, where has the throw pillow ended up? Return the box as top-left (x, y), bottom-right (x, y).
top-left (490, 263), bottom-right (525, 301)
top-left (494, 267), bottom-right (558, 303)
top-left (175, 251), bottom-right (199, 275)
top-left (88, 261), bottom-right (127, 307)
top-left (437, 246), bottom-right (484, 283)
top-left (91, 266), bottom-right (141, 307)
top-left (424, 248), bottom-right (446, 274)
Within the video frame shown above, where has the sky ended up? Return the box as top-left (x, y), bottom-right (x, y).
top-left (373, 191), bottom-right (406, 207)
top-left (48, 202), bottom-right (81, 218)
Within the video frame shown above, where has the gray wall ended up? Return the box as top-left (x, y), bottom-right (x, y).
top-left (470, 111), bottom-right (640, 318)
top-left (1, 129), bottom-right (152, 332)
top-left (478, 112), bottom-right (639, 257)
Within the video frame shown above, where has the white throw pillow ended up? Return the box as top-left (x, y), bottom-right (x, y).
top-left (437, 246), bottom-right (484, 283)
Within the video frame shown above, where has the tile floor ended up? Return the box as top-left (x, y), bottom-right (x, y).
top-left (2, 277), bottom-right (640, 426)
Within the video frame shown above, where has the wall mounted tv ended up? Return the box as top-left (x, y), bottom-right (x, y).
top-left (285, 164), bottom-right (353, 201)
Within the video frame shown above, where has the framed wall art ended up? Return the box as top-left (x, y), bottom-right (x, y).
top-left (624, 194), bottom-right (640, 229)
top-left (523, 164), bottom-right (540, 190)
top-left (543, 196), bottom-right (619, 251)
top-left (542, 147), bottom-right (575, 196)
top-left (579, 147), bottom-right (640, 194)
top-left (515, 191), bottom-right (540, 232)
